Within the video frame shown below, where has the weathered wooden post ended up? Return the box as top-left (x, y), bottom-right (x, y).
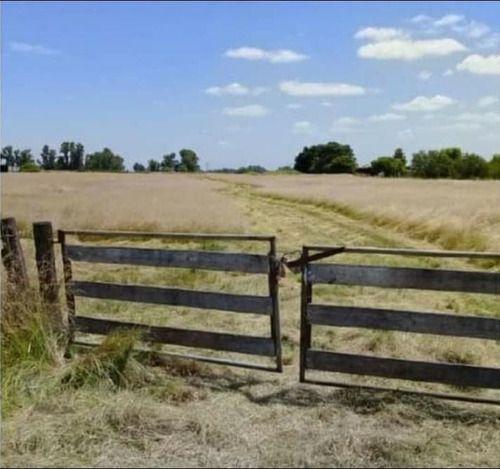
top-left (1, 217), bottom-right (29, 290)
top-left (268, 236), bottom-right (283, 372)
top-left (33, 221), bottom-right (62, 331)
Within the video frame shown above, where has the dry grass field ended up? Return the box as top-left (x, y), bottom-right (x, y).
top-left (211, 173), bottom-right (500, 252)
top-left (1, 173), bottom-right (248, 236)
top-left (1, 172), bottom-right (500, 468)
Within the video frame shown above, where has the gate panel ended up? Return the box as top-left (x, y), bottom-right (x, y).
top-left (299, 245), bottom-right (500, 404)
top-left (59, 229), bottom-right (282, 372)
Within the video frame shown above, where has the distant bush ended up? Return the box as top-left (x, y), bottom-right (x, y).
top-left (454, 153), bottom-right (489, 179)
top-left (236, 165), bottom-right (267, 174)
top-left (410, 148), bottom-right (491, 179)
top-left (211, 165), bottom-right (268, 174)
top-left (274, 166), bottom-right (300, 175)
top-left (488, 154), bottom-right (500, 179)
top-left (19, 162), bottom-right (40, 172)
top-left (294, 141), bottom-right (357, 174)
top-left (370, 156), bottom-right (406, 177)
top-left (85, 148), bottom-right (125, 172)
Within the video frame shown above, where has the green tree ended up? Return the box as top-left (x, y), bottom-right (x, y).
top-left (488, 154), bottom-right (500, 179)
top-left (1, 146), bottom-right (15, 168)
top-left (39, 145), bottom-right (57, 170)
top-left (13, 150), bottom-right (22, 168)
top-left (160, 153), bottom-right (178, 172)
top-left (70, 143), bottom-right (85, 171)
top-left (19, 149), bottom-right (34, 167)
top-left (294, 141), bottom-right (357, 174)
top-left (393, 148), bottom-right (407, 166)
top-left (58, 141), bottom-right (75, 170)
top-left (371, 156), bottom-right (405, 177)
top-left (133, 162), bottom-right (146, 172)
top-left (179, 148), bottom-right (200, 172)
top-left (439, 147), bottom-right (462, 161)
top-left (411, 150), bottom-right (455, 178)
top-left (147, 159), bottom-right (161, 172)
top-left (455, 153), bottom-right (489, 179)
top-left (85, 148), bottom-right (125, 172)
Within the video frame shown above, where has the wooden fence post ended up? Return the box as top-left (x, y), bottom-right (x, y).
top-left (299, 247), bottom-right (312, 382)
top-left (268, 237), bottom-right (283, 372)
top-left (1, 217), bottom-right (29, 290)
top-left (33, 221), bottom-right (62, 331)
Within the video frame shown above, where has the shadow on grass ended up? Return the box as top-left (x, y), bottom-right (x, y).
top-left (183, 368), bottom-right (500, 425)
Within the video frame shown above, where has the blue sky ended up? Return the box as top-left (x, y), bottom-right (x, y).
top-left (2, 1), bottom-right (500, 169)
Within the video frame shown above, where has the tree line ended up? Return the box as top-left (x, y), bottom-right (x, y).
top-left (1, 143), bottom-right (125, 172)
top-left (293, 142), bottom-right (500, 179)
top-left (132, 149), bottom-right (200, 173)
top-left (1, 143), bottom-right (201, 173)
top-left (3, 140), bottom-right (498, 179)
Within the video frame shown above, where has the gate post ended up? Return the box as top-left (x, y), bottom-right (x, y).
top-left (268, 237), bottom-right (282, 372)
top-left (1, 217), bottom-right (29, 291)
top-left (33, 221), bottom-right (62, 332)
top-left (299, 247), bottom-right (312, 382)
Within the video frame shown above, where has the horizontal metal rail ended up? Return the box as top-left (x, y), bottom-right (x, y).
top-left (73, 340), bottom-right (278, 372)
top-left (303, 378), bottom-right (500, 406)
top-left (303, 245), bottom-right (500, 260)
top-left (61, 229), bottom-right (275, 242)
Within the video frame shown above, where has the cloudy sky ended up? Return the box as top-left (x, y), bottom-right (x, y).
top-left (3, 1), bottom-right (499, 169)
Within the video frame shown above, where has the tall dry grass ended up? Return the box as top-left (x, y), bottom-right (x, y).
top-left (211, 174), bottom-right (500, 251)
top-left (1, 172), bottom-right (248, 236)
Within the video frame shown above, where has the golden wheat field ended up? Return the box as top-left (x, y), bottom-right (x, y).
top-left (2, 172), bottom-right (500, 468)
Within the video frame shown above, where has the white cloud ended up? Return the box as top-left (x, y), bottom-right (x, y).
top-left (456, 54), bottom-right (500, 75)
top-left (434, 14), bottom-right (464, 27)
top-left (224, 47), bottom-right (307, 63)
top-left (206, 83), bottom-right (249, 96)
top-left (358, 38), bottom-right (466, 61)
top-left (218, 140), bottom-right (230, 146)
top-left (443, 68), bottom-right (455, 76)
top-left (9, 41), bottom-right (60, 55)
top-left (336, 117), bottom-right (360, 126)
top-left (418, 70), bottom-right (432, 80)
top-left (287, 103), bottom-right (303, 109)
top-left (369, 113), bottom-right (406, 121)
top-left (331, 117), bottom-right (360, 133)
top-left (292, 121), bottom-right (313, 133)
top-left (413, 14), bottom-right (497, 48)
top-left (392, 95), bottom-right (455, 112)
top-left (354, 27), bottom-right (405, 42)
top-left (321, 101), bottom-right (333, 107)
top-left (455, 111), bottom-right (500, 124)
top-left (422, 114), bottom-right (435, 120)
top-left (452, 20), bottom-right (490, 38)
top-left (477, 33), bottom-right (500, 49)
top-left (205, 83), bottom-right (268, 96)
top-left (411, 14), bottom-right (432, 24)
top-left (222, 105), bottom-right (269, 117)
top-left (397, 129), bottom-right (414, 139)
top-left (436, 123), bottom-right (482, 132)
top-left (279, 81), bottom-right (366, 97)
top-left (477, 96), bottom-right (499, 108)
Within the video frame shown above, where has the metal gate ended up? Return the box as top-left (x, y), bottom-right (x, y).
top-left (59, 229), bottom-right (282, 372)
top-left (298, 245), bottom-right (500, 404)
